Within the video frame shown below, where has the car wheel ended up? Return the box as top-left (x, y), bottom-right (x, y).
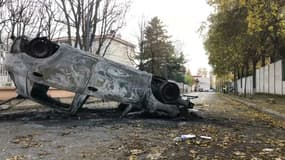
top-left (25, 37), bottom-right (59, 58)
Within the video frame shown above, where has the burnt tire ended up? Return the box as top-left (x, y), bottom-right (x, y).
top-left (25, 37), bottom-right (59, 58)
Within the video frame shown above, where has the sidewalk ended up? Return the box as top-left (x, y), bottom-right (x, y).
top-left (223, 93), bottom-right (285, 120)
top-left (0, 87), bottom-right (74, 100)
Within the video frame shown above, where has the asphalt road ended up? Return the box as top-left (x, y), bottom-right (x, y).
top-left (0, 92), bottom-right (284, 160)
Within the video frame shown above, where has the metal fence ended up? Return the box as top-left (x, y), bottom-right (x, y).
top-left (0, 63), bottom-right (13, 86)
top-left (0, 50), bottom-right (13, 87)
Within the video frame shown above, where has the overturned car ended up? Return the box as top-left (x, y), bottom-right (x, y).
top-left (4, 37), bottom-right (196, 117)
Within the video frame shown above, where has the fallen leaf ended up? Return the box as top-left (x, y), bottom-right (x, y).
top-left (6, 155), bottom-right (24, 160)
top-left (129, 155), bottom-right (137, 160)
top-left (130, 149), bottom-right (143, 155)
top-left (190, 150), bottom-right (197, 154)
top-left (262, 148), bottom-right (274, 152)
top-left (233, 151), bottom-right (246, 156)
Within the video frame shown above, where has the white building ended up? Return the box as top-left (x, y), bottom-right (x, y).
top-left (53, 35), bottom-right (136, 67)
top-left (193, 76), bottom-right (211, 92)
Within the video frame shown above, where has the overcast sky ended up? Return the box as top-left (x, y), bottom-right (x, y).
top-left (121, 0), bottom-right (213, 75)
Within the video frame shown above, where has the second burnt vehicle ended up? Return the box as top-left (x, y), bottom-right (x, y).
top-left (3, 37), bottom-right (197, 117)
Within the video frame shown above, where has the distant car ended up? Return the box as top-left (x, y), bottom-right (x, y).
top-left (209, 89), bottom-right (215, 92)
top-left (204, 89), bottom-right (209, 92)
top-left (198, 88), bottom-right (210, 92)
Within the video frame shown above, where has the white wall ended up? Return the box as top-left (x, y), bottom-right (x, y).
top-left (275, 61), bottom-right (283, 95)
top-left (235, 59), bottom-right (285, 95)
top-left (264, 65), bottom-right (269, 93)
top-left (256, 69), bottom-right (260, 93)
top-left (254, 60), bottom-right (284, 95)
top-left (269, 63), bottom-right (275, 94)
top-left (236, 76), bottom-right (253, 95)
top-left (237, 79), bottom-right (242, 93)
top-left (246, 76), bottom-right (253, 95)
top-left (283, 81), bottom-right (285, 95)
top-left (260, 67), bottom-right (264, 93)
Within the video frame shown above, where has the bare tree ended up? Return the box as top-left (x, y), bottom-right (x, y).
top-left (197, 68), bottom-right (208, 77)
top-left (95, 0), bottom-right (129, 55)
top-left (0, 0), bottom-right (7, 44)
top-left (135, 16), bottom-right (146, 70)
top-left (0, 0), bottom-right (131, 56)
top-left (0, 0), bottom-right (63, 52)
top-left (5, 0), bottom-right (38, 39)
top-left (0, 0), bottom-right (34, 51)
top-left (0, 0), bottom-right (5, 7)
top-left (56, 0), bottom-right (131, 54)
top-left (35, 0), bottom-right (63, 39)
top-left (0, 0), bottom-right (63, 43)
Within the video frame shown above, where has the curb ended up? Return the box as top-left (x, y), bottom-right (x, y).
top-left (222, 94), bottom-right (285, 121)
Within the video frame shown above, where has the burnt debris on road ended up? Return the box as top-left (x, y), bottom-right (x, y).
top-left (0, 92), bottom-right (284, 160)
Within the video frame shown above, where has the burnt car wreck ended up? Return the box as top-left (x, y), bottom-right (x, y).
top-left (3, 37), bottom-right (197, 117)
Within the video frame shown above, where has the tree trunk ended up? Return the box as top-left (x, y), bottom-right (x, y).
top-left (244, 76), bottom-right (247, 97)
top-left (252, 60), bottom-right (257, 94)
top-left (89, 0), bottom-right (101, 50)
top-left (233, 66), bottom-right (238, 95)
top-left (243, 62), bottom-right (249, 97)
top-left (60, 0), bottom-right (72, 46)
top-left (270, 55), bottom-right (277, 63)
top-left (261, 55), bottom-right (266, 67)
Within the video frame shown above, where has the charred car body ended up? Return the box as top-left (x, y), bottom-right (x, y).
top-left (4, 37), bottom-right (196, 117)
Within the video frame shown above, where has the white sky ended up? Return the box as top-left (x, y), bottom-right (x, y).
top-left (121, 0), bottom-right (213, 75)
